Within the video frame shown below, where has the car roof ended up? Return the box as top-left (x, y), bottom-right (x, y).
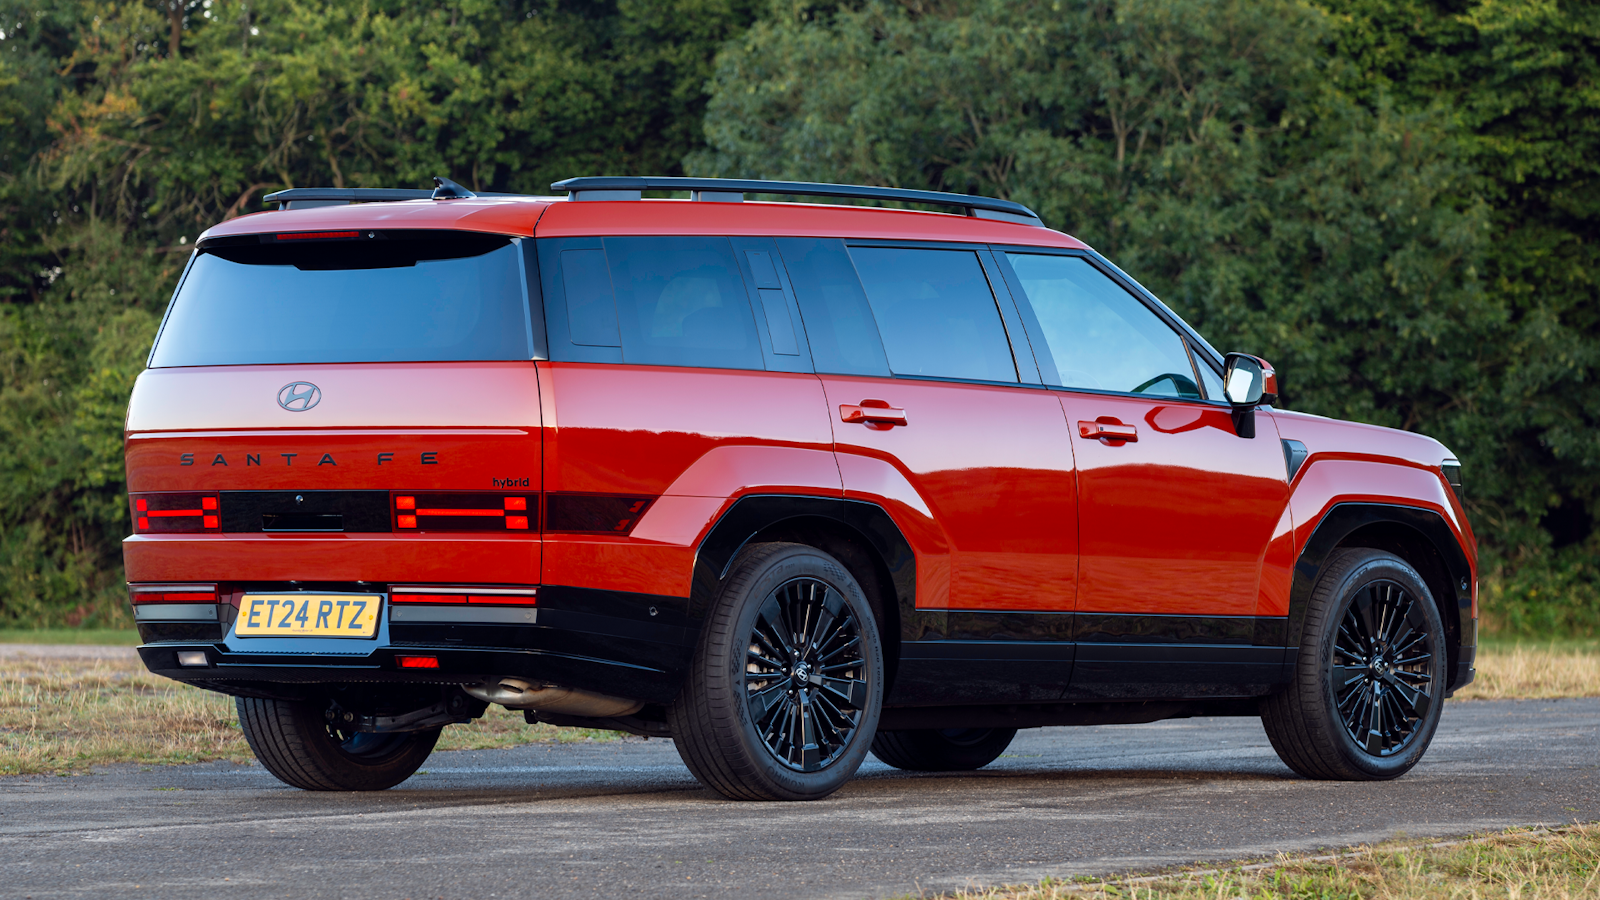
top-left (198, 196), bottom-right (1089, 250)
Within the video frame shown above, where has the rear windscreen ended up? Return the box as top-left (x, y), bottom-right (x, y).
top-left (149, 232), bottom-right (533, 367)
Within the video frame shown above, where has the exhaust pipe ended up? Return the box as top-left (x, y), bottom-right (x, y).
top-left (462, 678), bottom-right (643, 718)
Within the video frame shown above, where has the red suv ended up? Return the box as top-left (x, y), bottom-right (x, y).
top-left (125, 176), bottom-right (1476, 800)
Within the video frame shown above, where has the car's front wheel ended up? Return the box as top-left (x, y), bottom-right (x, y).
top-left (236, 696), bottom-right (438, 791)
top-left (667, 542), bottom-right (884, 801)
top-left (1260, 548), bottom-right (1448, 780)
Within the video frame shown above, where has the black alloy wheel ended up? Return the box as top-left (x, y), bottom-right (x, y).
top-left (1261, 548), bottom-right (1448, 780)
top-left (743, 576), bottom-right (872, 771)
top-left (1330, 578), bottom-right (1437, 757)
top-left (668, 542), bottom-right (884, 801)
top-left (236, 696), bottom-right (439, 791)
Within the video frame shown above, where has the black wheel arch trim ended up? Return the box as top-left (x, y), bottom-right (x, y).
top-left (1289, 502), bottom-right (1474, 689)
top-left (692, 494), bottom-right (923, 692)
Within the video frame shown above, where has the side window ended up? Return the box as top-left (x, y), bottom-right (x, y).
top-left (1005, 253), bottom-right (1200, 399)
top-left (847, 247), bottom-right (1018, 383)
top-left (1194, 348), bottom-right (1226, 401)
top-left (604, 237), bottom-right (764, 370)
top-left (775, 238), bottom-right (891, 377)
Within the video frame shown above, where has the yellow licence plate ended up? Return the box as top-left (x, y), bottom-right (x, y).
top-left (235, 594), bottom-right (381, 638)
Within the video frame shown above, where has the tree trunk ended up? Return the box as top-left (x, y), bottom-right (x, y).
top-left (168, 0), bottom-right (182, 58)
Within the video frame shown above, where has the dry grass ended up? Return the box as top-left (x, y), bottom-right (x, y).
top-left (1455, 643), bottom-right (1600, 700)
top-left (0, 655), bottom-right (615, 776)
top-left (930, 823), bottom-right (1600, 900)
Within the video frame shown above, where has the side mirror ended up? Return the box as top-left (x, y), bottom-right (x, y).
top-left (1223, 353), bottom-right (1278, 438)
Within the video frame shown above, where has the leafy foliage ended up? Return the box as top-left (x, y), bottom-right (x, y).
top-left (0, 0), bottom-right (1593, 632)
top-left (695, 0), bottom-right (1598, 634)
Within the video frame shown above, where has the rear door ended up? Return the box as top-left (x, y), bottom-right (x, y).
top-left (997, 250), bottom-right (1290, 696)
top-left (778, 239), bottom-right (1078, 704)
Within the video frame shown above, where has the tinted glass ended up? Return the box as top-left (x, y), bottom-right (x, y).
top-left (776, 238), bottom-right (890, 377)
top-left (848, 247), bottom-right (1017, 382)
top-left (151, 235), bottom-right (532, 366)
top-left (604, 237), bottom-right (763, 370)
top-left (1005, 254), bottom-right (1199, 398)
top-left (561, 249), bottom-right (620, 347)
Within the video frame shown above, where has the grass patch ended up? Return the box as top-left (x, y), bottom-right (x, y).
top-left (936, 823), bottom-right (1600, 899)
top-left (0, 655), bottom-right (619, 776)
top-left (0, 628), bottom-right (141, 645)
top-left (1455, 642), bottom-right (1600, 700)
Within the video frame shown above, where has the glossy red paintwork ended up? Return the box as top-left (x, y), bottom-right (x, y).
top-left (1270, 408), bottom-right (1477, 612)
top-left (535, 199), bottom-right (1090, 247)
top-left (821, 375), bottom-right (1079, 611)
top-left (123, 362), bottom-right (542, 585)
top-left (537, 362), bottom-right (839, 598)
top-left (1060, 393), bottom-right (1290, 616)
top-left (199, 198), bottom-right (555, 242)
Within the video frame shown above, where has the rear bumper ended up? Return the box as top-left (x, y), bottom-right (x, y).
top-left (123, 533), bottom-right (540, 584)
top-left (135, 584), bottom-right (695, 705)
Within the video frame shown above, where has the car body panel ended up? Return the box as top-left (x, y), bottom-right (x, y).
top-left (820, 375), bottom-right (1079, 613)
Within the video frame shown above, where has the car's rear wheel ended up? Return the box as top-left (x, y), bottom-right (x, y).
top-left (667, 542), bottom-right (884, 801)
top-left (1260, 548), bottom-right (1447, 780)
top-left (871, 727), bottom-right (1017, 771)
top-left (236, 696), bottom-right (439, 791)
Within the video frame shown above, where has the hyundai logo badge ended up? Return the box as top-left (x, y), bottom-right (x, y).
top-left (277, 381), bottom-right (322, 412)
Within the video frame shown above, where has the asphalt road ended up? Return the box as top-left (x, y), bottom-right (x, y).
top-left (4, 699), bottom-right (1596, 900)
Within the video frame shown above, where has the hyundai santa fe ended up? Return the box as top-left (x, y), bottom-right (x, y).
top-left (124, 175), bottom-right (1476, 800)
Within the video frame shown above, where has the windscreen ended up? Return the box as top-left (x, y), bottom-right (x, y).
top-left (150, 231), bottom-right (532, 367)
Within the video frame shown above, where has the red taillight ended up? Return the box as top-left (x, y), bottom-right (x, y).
top-left (391, 587), bottom-right (537, 606)
top-left (393, 493), bottom-right (535, 532)
top-left (130, 493), bottom-right (222, 534)
top-left (396, 655), bottom-right (440, 669)
top-left (275, 231), bottom-right (360, 241)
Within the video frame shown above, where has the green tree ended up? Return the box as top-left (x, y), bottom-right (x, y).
top-left (696, 0), bottom-right (1597, 633)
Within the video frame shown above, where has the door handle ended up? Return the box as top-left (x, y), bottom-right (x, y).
top-left (1079, 420), bottom-right (1137, 442)
top-left (841, 402), bottom-right (907, 427)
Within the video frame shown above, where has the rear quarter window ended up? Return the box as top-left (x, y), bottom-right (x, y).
top-left (151, 232), bottom-right (534, 366)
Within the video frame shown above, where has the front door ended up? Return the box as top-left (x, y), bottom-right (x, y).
top-left (997, 250), bottom-right (1290, 696)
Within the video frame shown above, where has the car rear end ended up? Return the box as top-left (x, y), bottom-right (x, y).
top-left (125, 205), bottom-right (669, 737)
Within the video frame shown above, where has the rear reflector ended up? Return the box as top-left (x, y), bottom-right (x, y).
top-left (131, 493), bottom-right (221, 534)
top-left (396, 655), bottom-right (440, 669)
top-left (392, 493), bottom-right (535, 531)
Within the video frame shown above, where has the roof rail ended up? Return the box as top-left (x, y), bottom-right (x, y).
top-left (548, 176), bottom-right (1043, 226)
top-left (263, 177), bottom-right (497, 210)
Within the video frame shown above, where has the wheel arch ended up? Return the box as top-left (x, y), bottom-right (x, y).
top-left (1291, 503), bottom-right (1474, 689)
top-left (692, 495), bottom-right (916, 693)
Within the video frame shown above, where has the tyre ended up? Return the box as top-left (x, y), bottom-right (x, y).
top-left (667, 542), bottom-right (885, 801)
top-left (1260, 548), bottom-right (1448, 780)
top-left (871, 727), bottom-right (1017, 771)
top-left (236, 696), bottom-right (439, 791)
